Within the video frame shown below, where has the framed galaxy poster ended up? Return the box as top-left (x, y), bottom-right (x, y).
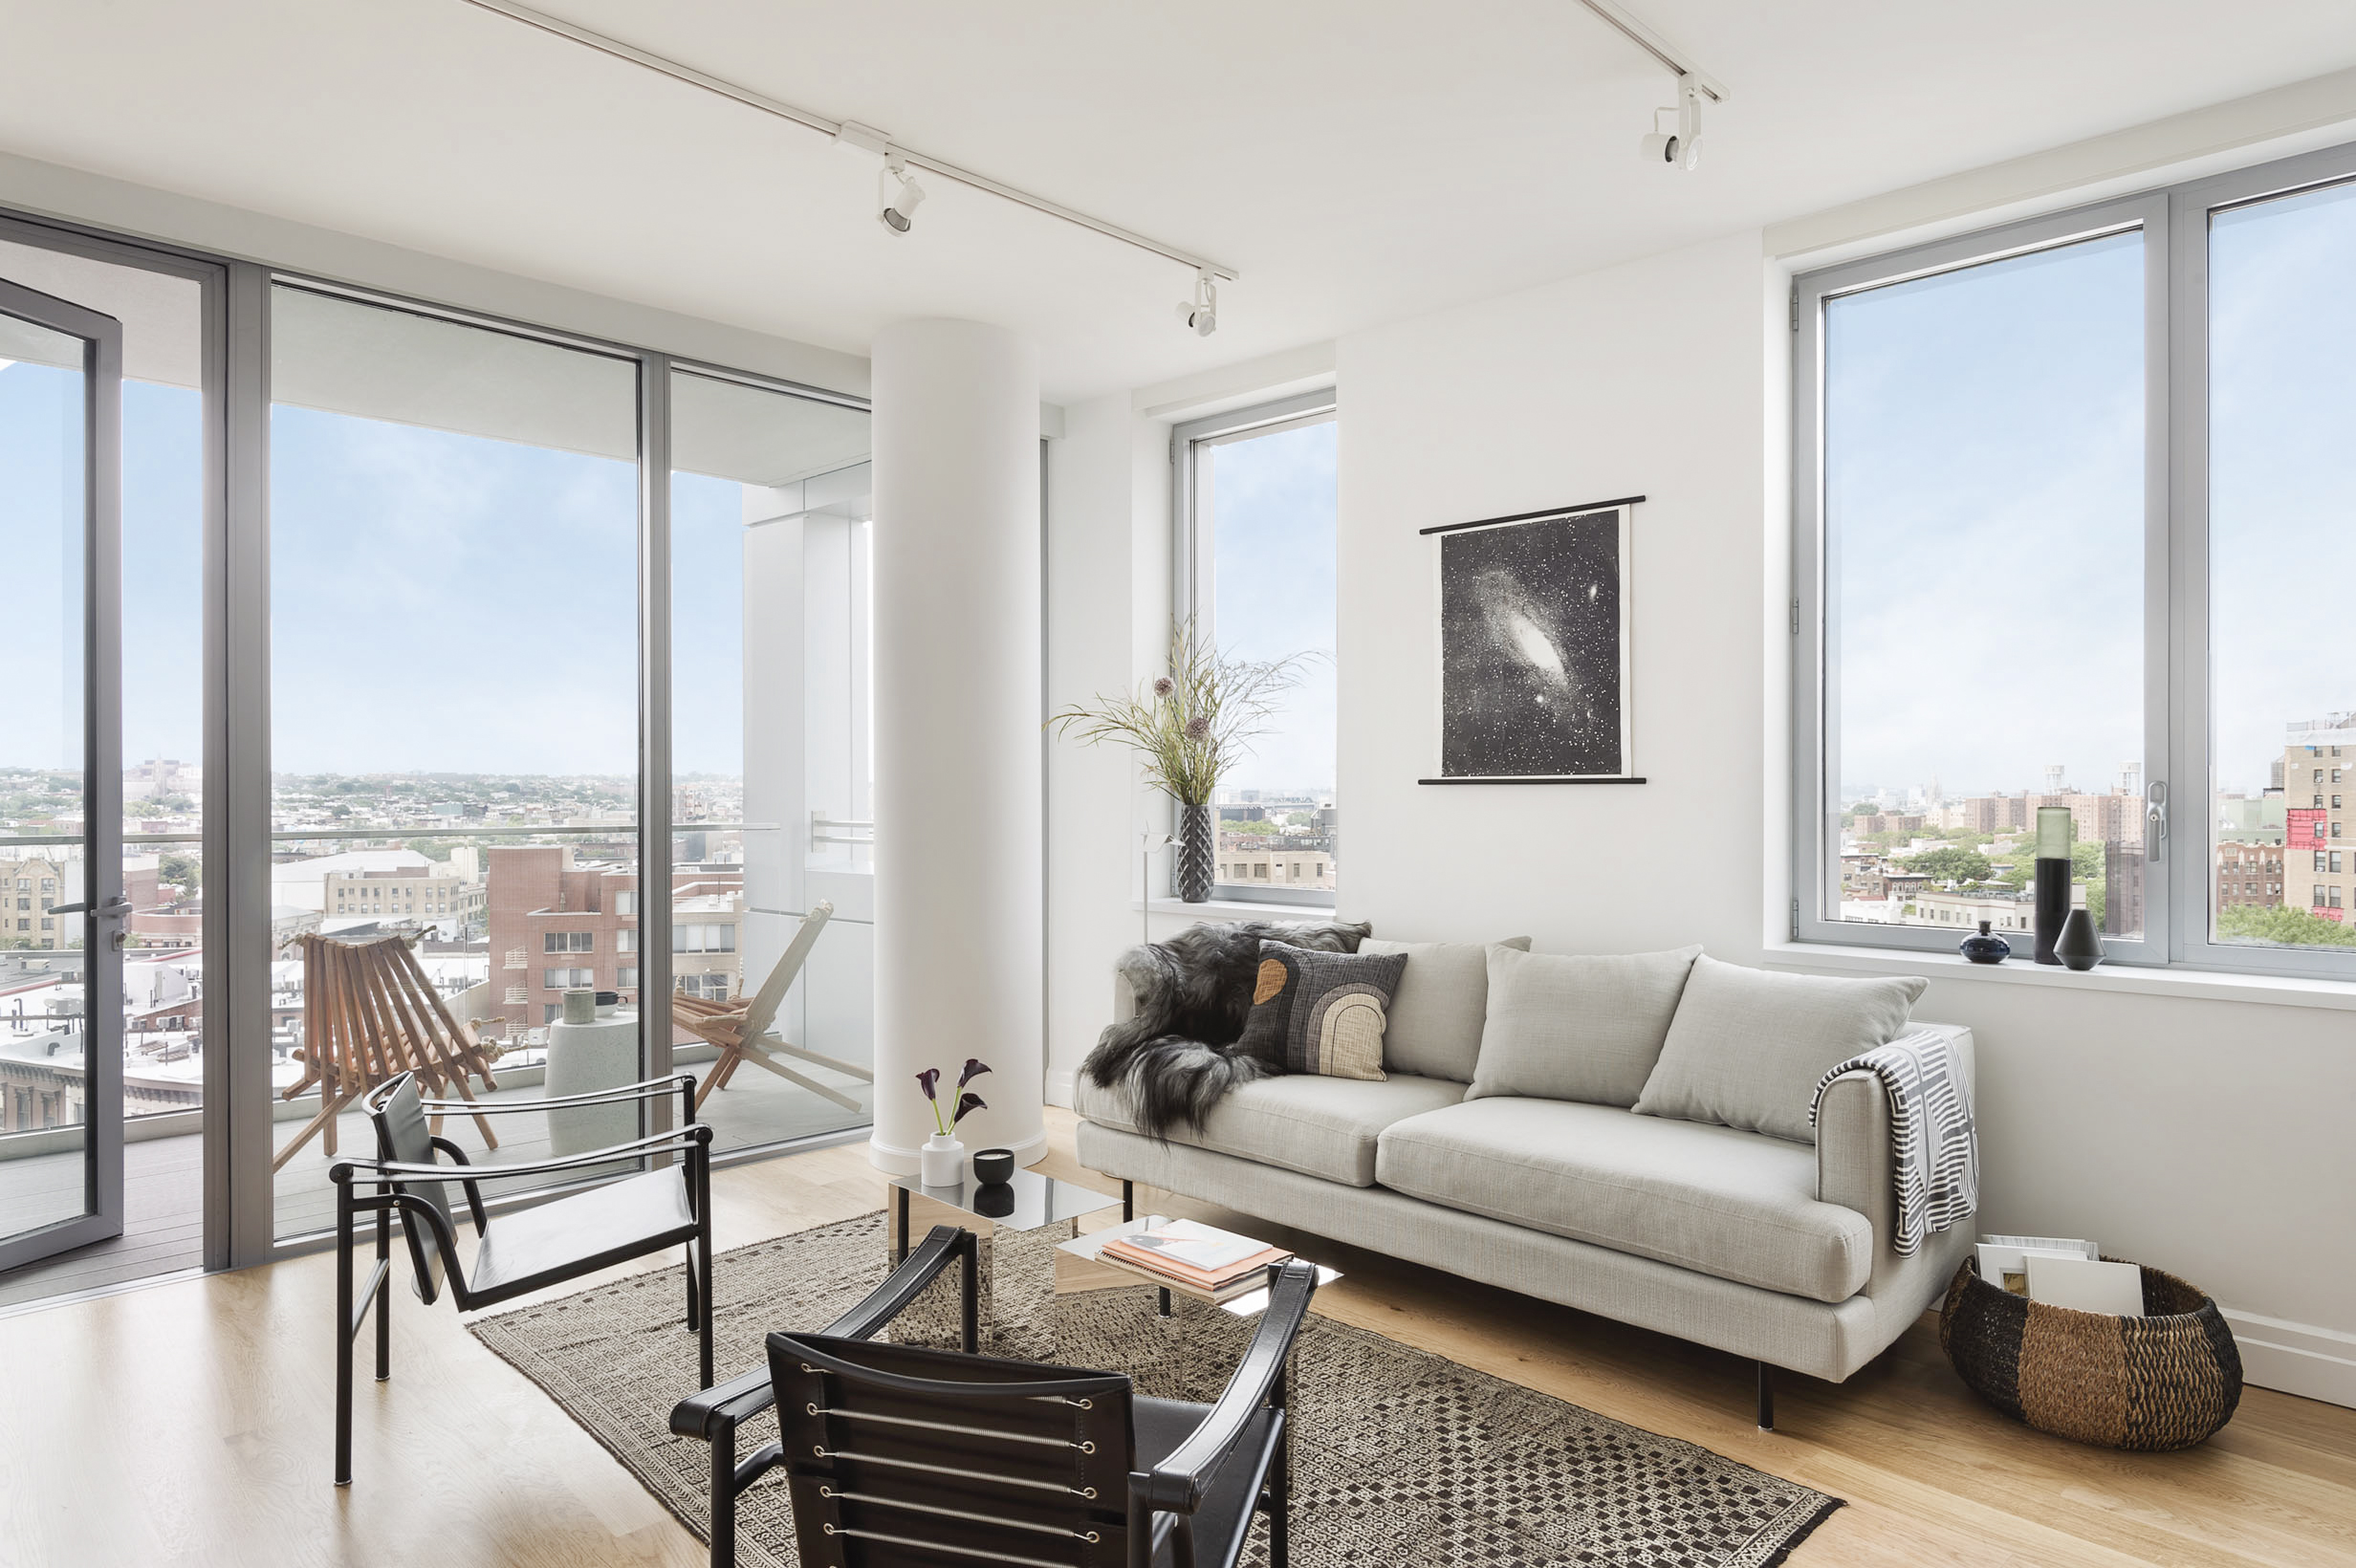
top-left (1419, 497), bottom-right (1643, 784)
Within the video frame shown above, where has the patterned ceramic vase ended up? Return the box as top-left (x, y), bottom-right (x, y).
top-left (1176, 801), bottom-right (1215, 903)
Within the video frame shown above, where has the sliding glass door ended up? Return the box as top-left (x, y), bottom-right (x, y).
top-left (0, 275), bottom-right (125, 1271)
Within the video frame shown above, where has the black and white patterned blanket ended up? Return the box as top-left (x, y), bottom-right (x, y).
top-left (1807, 1029), bottom-right (1977, 1256)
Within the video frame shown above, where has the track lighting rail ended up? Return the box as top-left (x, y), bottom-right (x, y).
top-left (1574, 0), bottom-right (1728, 102)
top-left (455, 0), bottom-right (1239, 282)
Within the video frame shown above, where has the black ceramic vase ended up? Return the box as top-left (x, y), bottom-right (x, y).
top-left (1960, 920), bottom-right (2011, 965)
top-left (2033, 859), bottom-right (2072, 965)
top-left (1176, 801), bottom-right (1215, 903)
top-left (2055, 907), bottom-right (2105, 971)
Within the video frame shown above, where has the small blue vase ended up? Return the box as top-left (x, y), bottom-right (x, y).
top-left (1960, 919), bottom-right (2011, 965)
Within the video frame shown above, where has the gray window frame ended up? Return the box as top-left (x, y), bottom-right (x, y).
top-left (1793, 138), bottom-right (2356, 981)
top-left (1170, 388), bottom-right (1339, 908)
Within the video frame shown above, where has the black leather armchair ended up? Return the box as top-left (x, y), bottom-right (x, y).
top-left (329, 1069), bottom-right (714, 1485)
top-left (671, 1237), bottom-right (1318, 1568)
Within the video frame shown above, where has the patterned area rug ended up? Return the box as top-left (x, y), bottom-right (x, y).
top-left (469, 1211), bottom-right (1841, 1567)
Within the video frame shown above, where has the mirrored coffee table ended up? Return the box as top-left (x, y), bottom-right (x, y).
top-left (887, 1165), bottom-right (1120, 1264)
top-left (884, 1166), bottom-right (1122, 1356)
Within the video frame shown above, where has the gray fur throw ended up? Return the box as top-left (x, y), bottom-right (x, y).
top-left (1080, 918), bottom-right (1372, 1136)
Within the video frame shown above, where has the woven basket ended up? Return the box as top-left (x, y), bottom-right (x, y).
top-left (1939, 1256), bottom-right (2241, 1450)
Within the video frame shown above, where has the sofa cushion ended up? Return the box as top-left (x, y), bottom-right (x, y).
top-left (1073, 1071), bottom-right (1465, 1187)
top-left (1235, 944), bottom-right (1409, 1079)
top-left (1376, 1098), bottom-right (1874, 1303)
top-left (1633, 956), bottom-right (1928, 1143)
top-left (1466, 945), bottom-right (1701, 1107)
top-left (1359, 936), bottom-right (1531, 1081)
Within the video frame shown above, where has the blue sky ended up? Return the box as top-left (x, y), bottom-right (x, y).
top-left (269, 406), bottom-right (641, 778)
top-left (1827, 229), bottom-right (2145, 801)
top-left (1210, 419), bottom-right (1338, 796)
top-left (2210, 180), bottom-right (2356, 792)
top-left (1829, 182), bottom-right (2356, 804)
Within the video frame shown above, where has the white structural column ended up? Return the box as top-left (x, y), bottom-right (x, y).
top-left (869, 319), bottom-right (1045, 1174)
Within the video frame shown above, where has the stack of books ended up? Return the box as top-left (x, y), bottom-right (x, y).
top-left (1101, 1219), bottom-right (1293, 1303)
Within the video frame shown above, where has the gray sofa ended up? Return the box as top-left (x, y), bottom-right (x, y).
top-left (1073, 937), bottom-right (1973, 1424)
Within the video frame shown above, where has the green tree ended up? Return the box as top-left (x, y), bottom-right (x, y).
top-left (2216, 904), bottom-right (2356, 948)
top-left (1996, 839), bottom-right (2106, 887)
top-left (1901, 847), bottom-right (1992, 882)
top-left (159, 852), bottom-right (201, 888)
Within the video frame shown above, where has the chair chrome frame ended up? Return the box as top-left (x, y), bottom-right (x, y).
top-left (329, 1070), bottom-right (715, 1486)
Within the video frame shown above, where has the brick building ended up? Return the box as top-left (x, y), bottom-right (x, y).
top-left (483, 844), bottom-right (743, 1039)
top-left (2280, 716), bottom-right (2356, 922)
top-left (2215, 840), bottom-right (2283, 914)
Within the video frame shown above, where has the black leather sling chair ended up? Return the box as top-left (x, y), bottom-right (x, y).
top-left (669, 1225), bottom-right (1319, 1568)
top-left (328, 1069), bottom-right (716, 1485)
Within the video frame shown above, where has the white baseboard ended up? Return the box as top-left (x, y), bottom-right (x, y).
top-left (1045, 1068), bottom-right (1075, 1108)
top-left (2224, 1309), bottom-right (2356, 1409)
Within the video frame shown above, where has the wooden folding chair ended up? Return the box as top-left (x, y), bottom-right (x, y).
top-left (274, 932), bottom-right (503, 1172)
top-left (672, 900), bottom-right (874, 1114)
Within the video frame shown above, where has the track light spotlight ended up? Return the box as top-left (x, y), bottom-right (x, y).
top-left (1639, 74), bottom-right (1704, 171)
top-left (879, 157), bottom-right (926, 233)
top-left (1176, 270), bottom-right (1218, 337)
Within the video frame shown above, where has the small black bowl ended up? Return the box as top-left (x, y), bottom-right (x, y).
top-left (971, 1147), bottom-right (1014, 1186)
top-left (972, 1184), bottom-right (1016, 1218)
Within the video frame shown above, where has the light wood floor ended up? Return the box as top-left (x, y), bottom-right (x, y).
top-left (1, 1107), bottom-right (2349, 1568)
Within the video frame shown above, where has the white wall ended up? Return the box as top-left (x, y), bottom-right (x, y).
top-left (1335, 230), bottom-right (1772, 959)
top-left (1045, 392), bottom-right (1148, 1105)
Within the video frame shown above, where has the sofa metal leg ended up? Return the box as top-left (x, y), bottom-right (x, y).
top-left (1756, 1361), bottom-right (1775, 1432)
top-left (1122, 1179), bottom-right (1134, 1223)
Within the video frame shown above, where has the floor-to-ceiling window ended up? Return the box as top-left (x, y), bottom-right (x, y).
top-left (667, 369), bottom-right (875, 1151)
top-left (0, 209), bottom-right (888, 1292)
top-left (267, 285), bottom-right (646, 1237)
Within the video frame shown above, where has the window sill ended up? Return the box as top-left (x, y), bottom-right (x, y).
top-left (1763, 939), bottom-right (2356, 1014)
top-left (1135, 897), bottom-right (1339, 921)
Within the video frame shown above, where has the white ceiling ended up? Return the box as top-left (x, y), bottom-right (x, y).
top-left (5, 1), bottom-right (2356, 402)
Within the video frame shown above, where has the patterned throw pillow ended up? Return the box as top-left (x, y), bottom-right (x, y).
top-left (1236, 943), bottom-right (1410, 1080)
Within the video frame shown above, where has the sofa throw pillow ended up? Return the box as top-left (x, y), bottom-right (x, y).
top-left (1632, 955), bottom-right (1929, 1143)
top-left (1235, 944), bottom-right (1410, 1080)
top-left (1360, 936), bottom-right (1532, 1081)
top-left (1465, 945), bottom-right (1703, 1106)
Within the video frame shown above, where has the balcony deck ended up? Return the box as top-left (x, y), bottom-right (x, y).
top-left (0, 1059), bottom-right (869, 1311)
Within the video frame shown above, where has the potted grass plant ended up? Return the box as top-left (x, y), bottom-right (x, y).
top-left (1049, 621), bottom-right (1311, 903)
